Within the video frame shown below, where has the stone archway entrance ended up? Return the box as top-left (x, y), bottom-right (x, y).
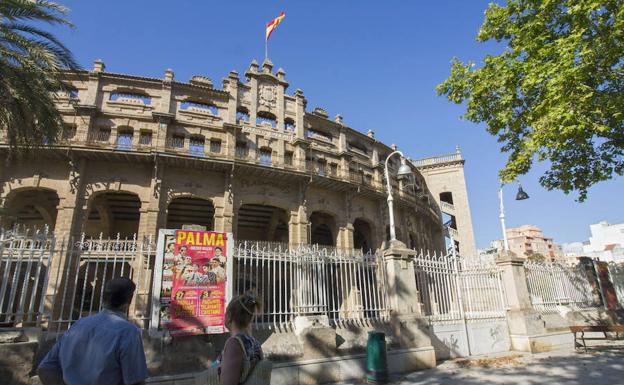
top-left (84, 192), bottom-right (141, 238)
top-left (310, 212), bottom-right (336, 246)
top-left (353, 218), bottom-right (374, 253)
top-left (1, 188), bottom-right (60, 231)
top-left (236, 204), bottom-right (289, 242)
top-left (166, 197), bottom-right (215, 230)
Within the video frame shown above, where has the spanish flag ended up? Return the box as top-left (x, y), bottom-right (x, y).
top-left (266, 11), bottom-right (285, 41)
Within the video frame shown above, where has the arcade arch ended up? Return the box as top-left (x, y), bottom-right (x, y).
top-left (1, 188), bottom-right (60, 231)
top-left (236, 204), bottom-right (289, 242)
top-left (84, 191), bottom-right (141, 238)
top-left (166, 196), bottom-right (215, 231)
top-left (310, 211), bottom-right (337, 246)
top-left (353, 218), bottom-right (374, 253)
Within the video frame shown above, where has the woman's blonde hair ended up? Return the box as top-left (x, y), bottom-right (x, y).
top-left (224, 293), bottom-right (260, 329)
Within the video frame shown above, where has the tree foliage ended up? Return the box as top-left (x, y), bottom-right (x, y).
top-left (526, 252), bottom-right (546, 262)
top-left (0, 0), bottom-right (79, 153)
top-left (437, 0), bottom-right (624, 201)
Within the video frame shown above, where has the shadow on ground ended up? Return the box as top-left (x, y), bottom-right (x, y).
top-left (397, 341), bottom-right (624, 385)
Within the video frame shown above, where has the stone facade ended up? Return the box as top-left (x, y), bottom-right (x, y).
top-left (0, 59), bottom-right (451, 253)
top-left (412, 148), bottom-right (477, 257)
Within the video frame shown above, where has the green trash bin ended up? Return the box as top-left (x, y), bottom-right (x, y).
top-left (366, 331), bottom-right (388, 383)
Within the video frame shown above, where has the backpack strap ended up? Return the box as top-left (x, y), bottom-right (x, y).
top-left (232, 335), bottom-right (248, 360)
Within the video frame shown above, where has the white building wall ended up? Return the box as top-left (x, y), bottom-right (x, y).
top-left (584, 221), bottom-right (624, 253)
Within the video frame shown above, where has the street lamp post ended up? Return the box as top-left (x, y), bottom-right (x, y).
top-left (498, 183), bottom-right (529, 251)
top-left (384, 151), bottom-right (413, 244)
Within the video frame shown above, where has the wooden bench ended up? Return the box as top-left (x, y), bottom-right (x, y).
top-left (570, 325), bottom-right (624, 353)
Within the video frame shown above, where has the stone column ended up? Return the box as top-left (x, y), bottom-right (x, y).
top-left (337, 223), bottom-right (354, 251)
top-left (45, 159), bottom-right (88, 330)
top-left (214, 171), bottom-right (234, 233)
top-left (276, 68), bottom-right (286, 130)
top-left (288, 204), bottom-right (309, 246)
top-left (292, 140), bottom-right (308, 172)
top-left (137, 161), bottom-right (163, 242)
top-left (497, 251), bottom-right (573, 352)
top-left (294, 89), bottom-right (306, 140)
top-left (247, 61), bottom-right (259, 124)
top-left (224, 70), bottom-right (239, 125)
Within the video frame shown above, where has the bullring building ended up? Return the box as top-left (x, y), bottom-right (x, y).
top-left (0, 59), bottom-right (476, 257)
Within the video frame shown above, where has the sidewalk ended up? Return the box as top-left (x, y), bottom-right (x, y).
top-left (331, 340), bottom-right (624, 385)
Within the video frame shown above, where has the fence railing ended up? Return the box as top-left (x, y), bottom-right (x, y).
top-left (609, 263), bottom-right (624, 309)
top-left (0, 228), bottom-right (55, 326)
top-left (47, 234), bottom-right (155, 336)
top-left (413, 250), bottom-right (506, 323)
top-left (233, 241), bottom-right (389, 329)
top-left (411, 152), bottom-right (462, 168)
top-left (524, 261), bottom-right (597, 313)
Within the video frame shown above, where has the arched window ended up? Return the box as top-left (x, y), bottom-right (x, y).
top-left (258, 147), bottom-right (272, 166)
top-left (110, 92), bottom-right (151, 105)
top-left (181, 100), bottom-right (218, 115)
top-left (236, 107), bottom-right (250, 123)
top-left (256, 111), bottom-right (277, 128)
top-left (116, 128), bottom-right (133, 150)
top-left (189, 135), bottom-right (205, 157)
top-left (284, 117), bottom-right (296, 131)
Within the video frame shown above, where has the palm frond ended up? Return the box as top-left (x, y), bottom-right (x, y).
top-left (0, 0), bottom-right (72, 27)
top-left (0, 0), bottom-right (79, 153)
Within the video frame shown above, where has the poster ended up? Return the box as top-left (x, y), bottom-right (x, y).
top-left (150, 229), bottom-right (233, 337)
top-left (594, 261), bottom-right (619, 311)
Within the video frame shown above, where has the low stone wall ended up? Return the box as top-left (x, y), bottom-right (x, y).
top-left (28, 316), bottom-right (436, 384)
top-left (429, 319), bottom-right (510, 360)
top-left (0, 342), bottom-right (38, 385)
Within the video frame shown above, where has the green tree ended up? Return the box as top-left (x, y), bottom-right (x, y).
top-left (0, 0), bottom-right (78, 153)
top-left (437, 1), bottom-right (624, 201)
top-left (526, 252), bottom-right (546, 262)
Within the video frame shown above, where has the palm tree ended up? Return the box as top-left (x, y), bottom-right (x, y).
top-left (0, 0), bottom-right (79, 153)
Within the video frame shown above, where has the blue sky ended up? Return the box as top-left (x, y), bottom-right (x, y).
top-left (53, 1), bottom-right (623, 248)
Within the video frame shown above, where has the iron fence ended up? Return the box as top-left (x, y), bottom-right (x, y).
top-left (413, 250), bottom-right (506, 323)
top-left (0, 227), bottom-right (54, 326)
top-left (233, 241), bottom-right (389, 329)
top-left (524, 261), bottom-right (596, 313)
top-left (46, 233), bottom-right (155, 336)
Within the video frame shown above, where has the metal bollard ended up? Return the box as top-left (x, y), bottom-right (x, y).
top-left (366, 331), bottom-right (388, 383)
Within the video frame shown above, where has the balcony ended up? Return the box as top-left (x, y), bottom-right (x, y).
top-left (165, 136), bottom-right (185, 152)
top-left (447, 227), bottom-right (459, 240)
top-left (411, 152), bottom-right (462, 168)
top-left (440, 201), bottom-right (455, 215)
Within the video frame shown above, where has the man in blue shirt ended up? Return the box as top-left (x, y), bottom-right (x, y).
top-left (38, 278), bottom-right (149, 385)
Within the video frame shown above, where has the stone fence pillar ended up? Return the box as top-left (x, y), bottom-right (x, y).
top-left (383, 241), bottom-right (421, 316)
top-left (381, 240), bottom-right (435, 369)
top-left (496, 251), bottom-right (573, 352)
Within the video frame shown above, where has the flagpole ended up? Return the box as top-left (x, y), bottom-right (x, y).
top-left (265, 38), bottom-right (268, 61)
